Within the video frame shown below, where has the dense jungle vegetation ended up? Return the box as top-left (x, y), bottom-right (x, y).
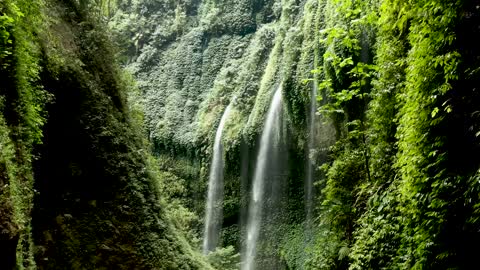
top-left (1, 0), bottom-right (479, 269)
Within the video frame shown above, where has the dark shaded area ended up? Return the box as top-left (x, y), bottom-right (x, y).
top-left (0, 232), bottom-right (19, 270)
top-left (14, 1), bottom-right (209, 269)
top-left (32, 3), bottom-right (164, 268)
top-left (428, 1), bottom-right (480, 268)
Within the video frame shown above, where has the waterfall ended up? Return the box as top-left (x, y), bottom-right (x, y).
top-left (243, 86), bottom-right (283, 270)
top-left (305, 79), bottom-right (317, 228)
top-left (203, 102), bottom-right (233, 254)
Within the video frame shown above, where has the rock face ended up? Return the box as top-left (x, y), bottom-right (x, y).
top-left (1, 0), bottom-right (212, 269)
top-left (112, 0), bottom-right (480, 269)
top-left (4, 0), bottom-right (478, 269)
top-left (111, 0), bottom-right (325, 152)
top-left (110, 0), bottom-right (335, 268)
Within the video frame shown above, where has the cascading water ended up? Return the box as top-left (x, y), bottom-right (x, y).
top-left (305, 79), bottom-right (318, 227)
top-left (203, 103), bottom-right (233, 254)
top-left (243, 86), bottom-right (283, 270)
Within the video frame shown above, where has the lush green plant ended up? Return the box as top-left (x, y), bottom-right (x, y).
top-left (310, 0), bottom-right (480, 269)
top-left (0, 0), bottom-right (49, 268)
top-left (206, 245), bottom-right (240, 270)
top-left (1, 0), bottom-right (216, 268)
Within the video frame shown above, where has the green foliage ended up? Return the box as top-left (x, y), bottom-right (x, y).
top-left (0, 0), bottom-right (49, 268)
top-left (391, 1), bottom-right (480, 268)
top-left (0, 0), bottom-right (216, 268)
top-left (0, 8), bottom-right (15, 61)
top-left (111, 2), bottom-right (315, 266)
top-left (347, 1), bottom-right (408, 268)
top-left (33, 0), bottom-right (212, 267)
top-left (107, 0), bottom-right (480, 269)
top-left (348, 186), bottom-right (402, 269)
top-left (306, 0), bottom-right (378, 267)
top-left (302, 1), bottom-right (478, 269)
top-left (206, 246), bottom-right (240, 270)
top-left (312, 0), bottom-right (480, 269)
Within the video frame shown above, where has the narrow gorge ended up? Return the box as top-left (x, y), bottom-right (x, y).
top-left (1, 0), bottom-right (480, 269)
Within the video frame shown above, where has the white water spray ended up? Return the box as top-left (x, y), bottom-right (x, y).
top-left (243, 86), bottom-right (283, 270)
top-left (203, 102), bottom-right (233, 254)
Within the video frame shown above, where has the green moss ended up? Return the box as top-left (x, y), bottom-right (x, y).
top-left (0, 0), bottom-right (48, 268)
top-left (1, 0), bottom-right (214, 268)
top-left (108, 0), bottom-right (480, 269)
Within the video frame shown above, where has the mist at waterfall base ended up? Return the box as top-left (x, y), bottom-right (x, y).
top-left (242, 86), bottom-right (288, 270)
top-left (203, 103), bottom-right (233, 254)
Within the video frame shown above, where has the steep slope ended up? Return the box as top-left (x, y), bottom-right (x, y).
top-left (1, 0), bottom-right (212, 269)
top-left (110, 0), bottom-right (327, 152)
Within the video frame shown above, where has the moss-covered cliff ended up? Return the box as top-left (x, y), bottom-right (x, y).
top-left (111, 0), bottom-right (480, 269)
top-left (108, 0), bottom-right (305, 254)
top-left (1, 0), bottom-right (212, 268)
top-left (2, 0), bottom-right (479, 269)
top-left (110, 0), bottom-right (329, 152)
top-left (109, 0), bottom-right (336, 267)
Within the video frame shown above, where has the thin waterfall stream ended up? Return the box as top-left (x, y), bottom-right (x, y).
top-left (305, 79), bottom-right (318, 229)
top-left (243, 86), bottom-right (283, 270)
top-left (203, 102), bottom-right (233, 254)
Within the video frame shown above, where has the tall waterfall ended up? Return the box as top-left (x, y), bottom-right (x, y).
top-left (243, 86), bottom-right (283, 270)
top-left (203, 103), bottom-right (233, 254)
top-left (305, 80), bottom-right (318, 226)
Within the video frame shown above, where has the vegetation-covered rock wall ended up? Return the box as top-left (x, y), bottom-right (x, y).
top-left (1, 0), bottom-right (479, 269)
top-left (110, 1), bottom-right (332, 262)
top-left (112, 0), bottom-right (480, 269)
top-left (1, 0), bottom-right (212, 269)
